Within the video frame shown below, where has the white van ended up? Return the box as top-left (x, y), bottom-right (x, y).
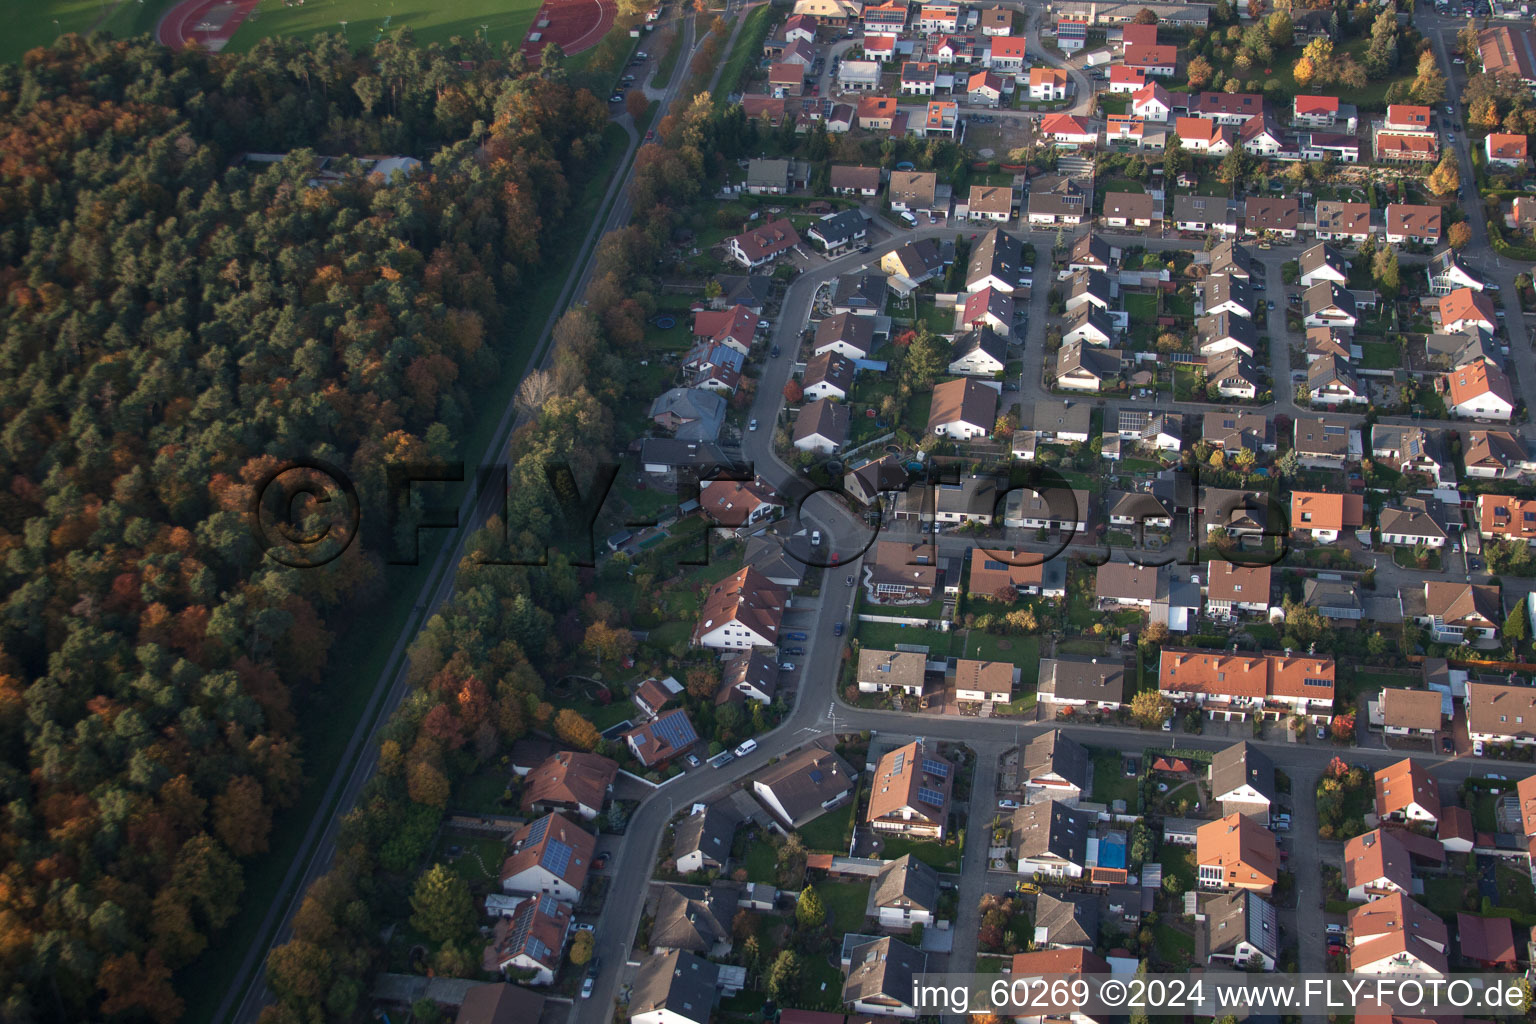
top-left (734, 739), bottom-right (758, 757)
top-left (899, 211), bottom-right (918, 226)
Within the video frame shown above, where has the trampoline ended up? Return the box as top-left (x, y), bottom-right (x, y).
top-left (654, 315), bottom-right (677, 329)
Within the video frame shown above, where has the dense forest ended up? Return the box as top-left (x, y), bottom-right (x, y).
top-left (0, 28), bottom-right (612, 1023)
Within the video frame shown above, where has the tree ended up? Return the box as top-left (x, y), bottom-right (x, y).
top-left (583, 620), bottom-right (635, 663)
top-left (1427, 153), bottom-right (1460, 196)
top-left (1448, 222), bottom-right (1473, 250)
top-left (1217, 146), bottom-right (1251, 186)
top-left (1156, 332), bottom-right (1186, 352)
top-left (1130, 690), bottom-right (1173, 728)
top-left (903, 327), bottom-right (950, 390)
top-left (1413, 49), bottom-right (1447, 104)
top-left (569, 930), bottom-right (595, 965)
top-left (1292, 55), bottom-right (1317, 87)
top-left (1505, 603), bottom-right (1530, 646)
top-left (1186, 56), bottom-right (1216, 91)
top-left (795, 885), bottom-right (826, 931)
top-left (553, 708), bottom-right (602, 751)
top-left (767, 949), bottom-right (803, 1002)
top-left (1372, 246), bottom-right (1400, 298)
top-left (783, 379), bottom-right (804, 403)
top-left (409, 865), bottom-right (475, 945)
top-left (1163, 133), bottom-right (1187, 180)
top-left (1135, 8), bottom-right (1159, 23)
top-left (213, 775), bottom-right (273, 857)
top-left (685, 665), bottom-right (721, 700)
top-left (626, 90), bottom-right (650, 121)
top-left (1266, 10), bottom-right (1293, 48)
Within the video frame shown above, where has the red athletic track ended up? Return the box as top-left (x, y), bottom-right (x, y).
top-left (156, 0), bottom-right (260, 49)
top-left (520, 0), bottom-right (616, 63)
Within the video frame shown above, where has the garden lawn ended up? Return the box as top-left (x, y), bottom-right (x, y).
top-left (743, 841), bottom-right (778, 884)
top-left (1358, 340), bottom-right (1401, 370)
top-left (1160, 847), bottom-right (1195, 893)
top-left (1392, 545), bottom-right (1443, 571)
top-left (1099, 176), bottom-right (1144, 195)
top-left (1424, 876), bottom-right (1468, 914)
top-left (815, 879), bottom-right (873, 934)
top-left (856, 621), bottom-right (954, 655)
top-left (1124, 292), bottom-right (1158, 321)
top-left (1153, 921), bottom-right (1195, 967)
top-left (798, 797), bottom-right (858, 853)
top-left (1090, 750), bottom-right (1139, 810)
top-left (880, 835), bottom-right (960, 870)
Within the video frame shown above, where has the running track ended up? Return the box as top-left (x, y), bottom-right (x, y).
top-left (156, 0), bottom-right (259, 49)
top-left (520, 0), bottom-right (616, 62)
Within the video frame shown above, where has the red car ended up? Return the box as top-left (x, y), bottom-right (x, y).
top-left (830, 552), bottom-right (840, 565)
top-left (644, 130), bottom-right (654, 141)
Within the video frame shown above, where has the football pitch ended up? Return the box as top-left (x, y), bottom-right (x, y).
top-left (223, 0), bottom-right (546, 51)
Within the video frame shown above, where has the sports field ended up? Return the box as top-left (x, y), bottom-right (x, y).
top-left (5, 0), bottom-right (164, 62)
top-left (222, 0), bottom-right (547, 51)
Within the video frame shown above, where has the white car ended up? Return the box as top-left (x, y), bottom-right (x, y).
top-left (734, 739), bottom-right (758, 757)
top-left (749, 418), bottom-right (759, 431)
top-left (1475, 740), bottom-right (1486, 756)
top-left (998, 799), bottom-right (1019, 809)
top-left (581, 977), bottom-right (595, 999)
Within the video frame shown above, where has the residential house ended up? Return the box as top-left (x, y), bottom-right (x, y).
top-left (1209, 741), bottom-right (1276, 822)
top-left (839, 59), bottom-right (883, 91)
top-left (1174, 194), bottom-right (1238, 235)
top-left (1419, 581), bottom-right (1501, 643)
top-left (1026, 173), bottom-right (1089, 225)
top-left (1478, 24), bottom-right (1536, 86)
top-left (1348, 893), bottom-right (1449, 976)
top-left (625, 709), bottom-right (700, 769)
top-left (1107, 488), bottom-right (1174, 530)
top-left (1101, 191), bottom-right (1161, 229)
top-left (1202, 410), bottom-right (1274, 453)
top-left (803, 350), bottom-right (857, 401)
top-left (1207, 349), bottom-right (1260, 399)
top-left (1292, 414), bottom-right (1355, 467)
top-left (1440, 287), bottom-right (1498, 334)
top-left (752, 745), bottom-right (857, 827)
top-left (807, 208), bottom-right (869, 253)
top-left (690, 565), bottom-right (787, 648)
top-left (980, 7), bottom-right (1013, 34)
top-left (1458, 913), bottom-right (1517, 968)
top-left (967, 547), bottom-right (1053, 598)
top-left (1011, 799), bottom-right (1093, 877)
top-left (483, 894), bottom-right (570, 984)
top-left (1302, 282), bottom-right (1357, 328)
top-left (844, 454), bottom-right (908, 507)
top-left (900, 61), bottom-right (939, 95)
top-left (1124, 42), bottom-right (1177, 76)
top-left (1037, 113), bottom-right (1098, 147)
top-left (1314, 202), bottom-right (1372, 243)
top-left (967, 70), bottom-right (1006, 107)
top-left (1466, 430), bottom-right (1534, 479)
top-left (1196, 813), bottom-right (1279, 895)
top-left (727, 219), bottom-right (802, 267)
top-left (948, 324), bottom-right (1009, 374)
top-left (1197, 311), bottom-right (1257, 357)
top-left (1306, 327), bottom-right (1351, 363)
top-left (863, 543), bottom-right (939, 602)
top-left (1479, 493), bottom-right (1536, 544)
top-left (1486, 132), bottom-right (1529, 168)
top-left (967, 227), bottom-right (1030, 293)
top-left (1293, 94), bottom-right (1344, 128)
top-left (1034, 892), bottom-right (1100, 949)
top-left (1109, 64), bottom-right (1146, 93)
top-left (954, 659), bottom-right (1018, 702)
top-left (1307, 355), bottom-right (1366, 405)
top-left (700, 478), bottom-right (783, 529)
top-left (1028, 66), bottom-right (1069, 100)
top-left (1002, 485), bottom-right (1093, 532)
top-left (830, 164), bottom-right (883, 196)
top-left (1304, 578), bottom-right (1364, 622)
top-left (1204, 559), bottom-right (1271, 617)
top-left (521, 751), bottom-right (618, 821)
top-left (1238, 112), bottom-right (1286, 157)
top-left (888, 170), bottom-right (939, 213)
top-left (857, 649), bottom-right (927, 698)
top-left (629, 950), bottom-right (718, 1024)
top-left (1299, 242), bottom-right (1350, 287)
top-left (870, 854), bottom-right (940, 929)
top-left (1037, 656), bottom-right (1127, 710)
top-left (1379, 687), bottom-right (1447, 738)
top-left (1095, 561), bottom-right (1161, 609)
top-left (650, 387), bottom-right (727, 442)
top-left (1202, 273), bottom-right (1253, 317)
top-left (1065, 268), bottom-right (1112, 312)
top-left (814, 312), bottom-right (878, 359)
top-left (1062, 305), bottom-right (1115, 346)
top-left (843, 937), bottom-right (927, 1018)
top-left (1373, 130), bottom-right (1437, 164)
top-left (867, 740), bottom-right (953, 838)
top-left (1131, 81), bottom-right (1172, 122)
top-left (1372, 427), bottom-right (1451, 482)
top-left (922, 97), bottom-right (961, 137)
top-left (793, 398), bottom-right (850, 453)
top-left (985, 35), bottom-right (1030, 74)
top-left (927, 377), bottom-right (997, 438)
top-left (882, 238), bottom-right (946, 284)
top-left (831, 272), bottom-right (888, 316)
top-left (1384, 204), bottom-right (1441, 246)
top-left (1022, 730), bottom-right (1090, 799)
top-left (1443, 360), bottom-right (1515, 421)
top-left (769, 62), bottom-right (806, 97)
top-left (1159, 648), bottom-right (1336, 721)
top-left (1197, 890), bottom-right (1280, 970)
top-left (1466, 681), bottom-right (1536, 748)
top-left (1052, 343), bottom-right (1121, 390)
top-left (499, 812), bottom-right (597, 902)
top-left (1425, 247), bottom-right (1484, 296)
top-left (1174, 117), bottom-right (1234, 155)
top-left (1300, 131), bottom-right (1360, 162)
top-left (1379, 500), bottom-right (1449, 549)
top-left (857, 94), bottom-right (901, 130)
top-left (455, 983), bottom-right (546, 1024)
top-left (650, 882), bottom-right (739, 955)
top-left (1374, 758), bottom-right (1441, 825)
top-left (717, 649), bottom-right (780, 705)
top-left (746, 157), bottom-right (804, 194)
top-left (1187, 91), bottom-right (1266, 124)
top-left (1343, 829), bottom-right (1413, 903)
top-left (968, 184), bottom-right (1014, 223)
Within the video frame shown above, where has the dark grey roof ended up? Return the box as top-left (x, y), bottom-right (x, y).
top-left (1034, 892), bottom-right (1100, 947)
top-left (843, 936), bottom-right (926, 1007)
top-left (674, 804), bottom-right (742, 867)
top-left (716, 274), bottom-right (773, 310)
top-left (629, 950), bottom-right (718, 1022)
top-left (650, 881), bottom-right (741, 952)
top-left (1022, 730), bottom-right (1090, 790)
top-left (793, 399), bottom-right (851, 445)
top-left (845, 454), bottom-right (910, 505)
top-left (649, 387), bottom-right (727, 441)
top-left (1307, 353), bottom-right (1360, 392)
top-left (967, 227), bottom-right (1027, 289)
top-left (950, 325), bottom-right (1009, 366)
top-left (1210, 741), bottom-right (1275, 803)
top-left (744, 534), bottom-right (808, 586)
top-left (1011, 799), bottom-right (1092, 864)
top-left (809, 208), bottom-right (869, 247)
top-left (1197, 310), bottom-right (1257, 349)
top-left (1208, 239), bottom-right (1254, 278)
top-left (1028, 398), bottom-right (1093, 435)
top-left (833, 272), bottom-right (889, 311)
top-left (1298, 241), bottom-right (1348, 280)
top-left (640, 439), bottom-right (732, 469)
top-left (1038, 655), bottom-right (1128, 704)
top-left (871, 853), bottom-right (940, 913)
top-left (1303, 577), bottom-right (1363, 613)
top-left (1198, 890), bottom-right (1279, 963)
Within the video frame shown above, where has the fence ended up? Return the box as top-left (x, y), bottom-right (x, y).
top-left (858, 612), bottom-right (951, 629)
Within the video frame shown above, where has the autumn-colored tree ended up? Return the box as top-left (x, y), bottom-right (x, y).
top-left (626, 89), bottom-right (650, 121)
top-left (570, 930), bottom-right (595, 964)
top-left (1156, 332), bottom-right (1185, 352)
top-left (98, 950), bottom-right (184, 1024)
top-left (1427, 153), bottom-right (1460, 196)
top-left (213, 775), bottom-right (273, 858)
top-left (1186, 56), bottom-right (1216, 90)
top-left (554, 708), bottom-right (603, 751)
top-left (686, 665), bottom-right (721, 700)
top-left (1134, 8), bottom-right (1159, 23)
top-left (1326, 755), bottom-right (1350, 779)
top-left (1130, 690), bottom-right (1173, 727)
top-left (584, 620), bottom-right (636, 663)
top-left (783, 379), bottom-right (805, 403)
top-left (410, 864), bottom-right (475, 944)
top-left (1448, 222), bottom-right (1472, 250)
top-left (407, 759), bottom-right (451, 808)
top-left (1292, 55), bottom-right (1317, 87)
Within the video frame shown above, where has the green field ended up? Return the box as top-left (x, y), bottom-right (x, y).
top-left (5, 0), bottom-right (165, 62)
top-left (228, 0), bottom-right (544, 51)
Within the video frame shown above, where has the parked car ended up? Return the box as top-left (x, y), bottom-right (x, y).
top-left (858, 244), bottom-right (871, 253)
top-left (784, 631), bottom-right (808, 641)
top-left (846, 575), bottom-right (855, 587)
top-left (1316, 724), bottom-right (1327, 739)
top-left (609, 93), bottom-right (624, 103)
top-left (833, 621), bottom-right (844, 637)
top-left (811, 530), bottom-right (822, 546)
top-left (748, 418), bottom-right (758, 431)
top-left (685, 754), bottom-right (701, 767)
top-left (734, 739), bottom-right (758, 757)
top-left (786, 646), bottom-right (805, 656)
top-left (1161, 719), bottom-right (1172, 731)
top-left (581, 978), bottom-right (595, 999)
top-left (1326, 923), bottom-right (1345, 936)
top-left (770, 345), bottom-right (780, 357)
top-left (1015, 880), bottom-right (1041, 894)
top-left (713, 752), bottom-right (735, 768)
top-left (780, 662), bottom-right (796, 672)
top-left (1442, 736), bottom-right (1455, 754)
top-left (999, 799), bottom-right (1019, 809)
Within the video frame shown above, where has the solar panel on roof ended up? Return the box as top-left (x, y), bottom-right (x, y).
top-left (1324, 425), bottom-right (1345, 435)
top-left (892, 751), bottom-right (906, 774)
top-left (917, 787), bottom-right (946, 807)
top-left (922, 758), bottom-right (950, 777)
top-left (538, 894), bottom-right (560, 916)
top-left (653, 712), bottom-right (698, 749)
top-left (1304, 677), bottom-right (1331, 687)
top-left (525, 815), bottom-right (550, 845)
top-left (810, 769), bottom-right (824, 783)
top-left (542, 838), bottom-right (574, 876)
